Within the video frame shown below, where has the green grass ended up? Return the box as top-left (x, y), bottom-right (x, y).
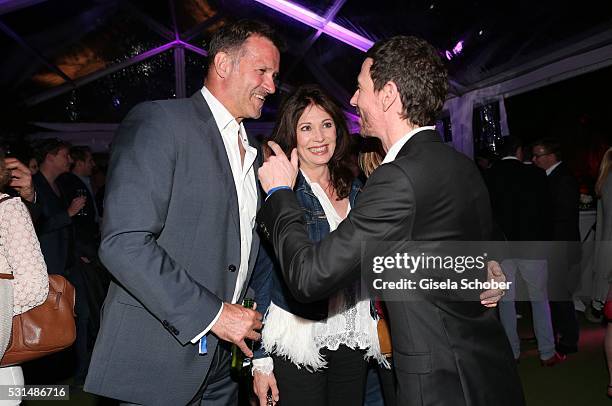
top-left (21, 313), bottom-right (608, 406)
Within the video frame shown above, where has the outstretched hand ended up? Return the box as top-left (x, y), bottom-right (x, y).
top-left (258, 141), bottom-right (299, 194)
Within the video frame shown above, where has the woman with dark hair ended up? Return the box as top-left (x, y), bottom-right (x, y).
top-left (251, 84), bottom-right (387, 406)
top-left (0, 148), bottom-right (48, 405)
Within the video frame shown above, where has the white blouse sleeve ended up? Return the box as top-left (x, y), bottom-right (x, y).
top-left (0, 197), bottom-right (48, 315)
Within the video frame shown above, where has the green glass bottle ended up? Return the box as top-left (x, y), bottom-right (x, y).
top-left (230, 297), bottom-right (255, 376)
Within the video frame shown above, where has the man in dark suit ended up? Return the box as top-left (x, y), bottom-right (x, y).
top-left (532, 138), bottom-right (580, 355)
top-left (84, 20), bottom-right (281, 405)
top-left (31, 139), bottom-right (86, 276)
top-left (56, 145), bottom-right (105, 385)
top-left (257, 36), bottom-right (524, 405)
top-left (487, 136), bottom-right (562, 365)
top-left (58, 146), bottom-right (100, 260)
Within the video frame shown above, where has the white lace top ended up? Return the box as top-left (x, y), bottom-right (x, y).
top-left (0, 194), bottom-right (49, 315)
top-left (253, 174), bottom-right (387, 374)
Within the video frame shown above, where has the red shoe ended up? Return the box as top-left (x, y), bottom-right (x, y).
top-left (541, 352), bottom-right (567, 367)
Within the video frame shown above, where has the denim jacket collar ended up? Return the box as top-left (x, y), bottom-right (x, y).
top-left (295, 171), bottom-right (362, 207)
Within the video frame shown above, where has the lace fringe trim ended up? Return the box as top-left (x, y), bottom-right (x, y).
top-left (262, 302), bottom-right (390, 371)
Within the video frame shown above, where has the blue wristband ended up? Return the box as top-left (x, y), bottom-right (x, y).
top-left (266, 186), bottom-right (292, 199)
top-left (199, 337), bottom-right (207, 355)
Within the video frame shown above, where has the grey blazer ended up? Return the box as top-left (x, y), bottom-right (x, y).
top-left (84, 92), bottom-right (261, 405)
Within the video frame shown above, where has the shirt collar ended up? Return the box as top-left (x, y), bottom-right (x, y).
top-left (381, 126), bottom-right (436, 164)
top-left (201, 86), bottom-right (244, 135)
top-left (546, 161), bottom-right (562, 176)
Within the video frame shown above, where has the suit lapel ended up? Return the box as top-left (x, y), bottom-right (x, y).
top-left (190, 92), bottom-right (240, 236)
top-left (247, 132), bottom-right (263, 212)
top-left (240, 132), bottom-right (263, 301)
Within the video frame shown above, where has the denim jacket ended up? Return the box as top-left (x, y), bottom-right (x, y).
top-left (250, 173), bottom-right (362, 359)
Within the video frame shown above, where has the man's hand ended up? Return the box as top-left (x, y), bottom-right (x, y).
top-left (480, 260), bottom-right (506, 307)
top-left (253, 370), bottom-right (279, 406)
top-left (67, 196), bottom-right (87, 217)
top-left (258, 141), bottom-right (299, 194)
top-left (4, 158), bottom-right (35, 202)
top-left (211, 303), bottom-right (263, 357)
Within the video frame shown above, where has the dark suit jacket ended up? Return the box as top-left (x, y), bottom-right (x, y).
top-left (545, 162), bottom-right (581, 293)
top-left (32, 171), bottom-right (73, 275)
top-left (85, 92), bottom-right (261, 405)
top-left (57, 172), bottom-right (99, 259)
top-left (547, 162), bottom-right (580, 242)
top-left (487, 158), bottom-right (549, 241)
top-left (258, 130), bottom-right (524, 406)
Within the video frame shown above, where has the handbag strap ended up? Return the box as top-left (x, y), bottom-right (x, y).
top-left (0, 195), bottom-right (15, 280)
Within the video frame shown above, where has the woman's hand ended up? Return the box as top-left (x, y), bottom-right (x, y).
top-left (253, 370), bottom-right (279, 406)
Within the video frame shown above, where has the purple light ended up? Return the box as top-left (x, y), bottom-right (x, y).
top-left (445, 50), bottom-right (453, 60)
top-left (452, 40), bottom-right (464, 55)
top-left (253, 0), bottom-right (373, 52)
top-left (176, 40), bottom-right (208, 56)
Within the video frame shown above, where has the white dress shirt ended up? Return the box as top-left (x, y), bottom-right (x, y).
top-left (381, 126), bottom-right (436, 164)
top-left (191, 86), bottom-right (258, 344)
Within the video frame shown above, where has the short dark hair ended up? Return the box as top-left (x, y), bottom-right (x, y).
top-left (532, 138), bottom-right (562, 160)
top-left (366, 36), bottom-right (448, 126)
top-left (0, 148), bottom-right (10, 191)
top-left (69, 145), bottom-right (92, 162)
top-left (32, 138), bottom-right (71, 165)
top-left (206, 19), bottom-right (283, 71)
top-left (270, 84), bottom-right (353, 199)
top-left (497, 136), bottom-right (522, 158)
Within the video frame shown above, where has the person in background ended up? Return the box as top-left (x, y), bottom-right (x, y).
top-left (56, 145), bottom-right (101, 386)
top-left (0, 147), bottom-right (49, 406)
top-left (32, 139), bottom-right (86, 276)
top-left (487, 136), bottom-right (562, 366)
top-left (58, 146), bottom-right (99, 262)
top-left (532, 138), bottom-right (581, 356)
top-left (591, 147), bottom-right (612, 397)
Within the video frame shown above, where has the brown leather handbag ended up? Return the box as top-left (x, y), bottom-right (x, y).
top-left (0, 274), bottom-right (77, 367)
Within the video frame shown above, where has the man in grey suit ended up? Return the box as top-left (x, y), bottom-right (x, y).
top-left (84, 20), bottom-right (281, 405)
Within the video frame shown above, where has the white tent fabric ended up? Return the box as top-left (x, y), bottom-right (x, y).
top-left (445, 29), bottom-right (612, 157)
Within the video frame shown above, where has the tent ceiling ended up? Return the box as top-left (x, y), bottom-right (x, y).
top-left (1, 0), bottom-right (612, 126)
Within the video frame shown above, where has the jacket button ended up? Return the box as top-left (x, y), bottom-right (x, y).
top-left (162, 320), bottom-right (169, 327)
top-left (228, 264), bottom-right (237, 272)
